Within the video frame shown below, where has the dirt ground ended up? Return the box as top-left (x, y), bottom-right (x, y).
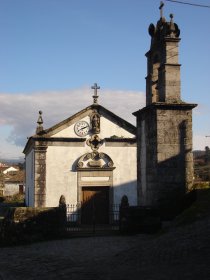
top-left (0, 214), bottom-right (210, 280)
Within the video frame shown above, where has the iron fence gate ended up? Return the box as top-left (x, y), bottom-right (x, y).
top-left (66, 203), bottom-right (120, 233)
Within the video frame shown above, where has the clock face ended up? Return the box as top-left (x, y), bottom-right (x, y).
top-left (74, 121), bottom-right (90, 137)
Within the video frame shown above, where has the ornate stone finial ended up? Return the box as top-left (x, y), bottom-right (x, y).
top-left (159, 1), bottom-right (164, 18)
top-left (91, 83), bottom-right (100, 104)
top-left (169, 13), bottom-right (174, 29)
top-left (168, 13), bottom-right (179, 37)
top-left (148, 11), bottom-right (180, 41)
top-left (59, 195), bottom-right (66, 207)
top-left (36, 110), bottom-right (44, 134)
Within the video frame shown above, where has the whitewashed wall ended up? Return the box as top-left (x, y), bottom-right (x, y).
top-left (104, 146), bottom-right (137, 206)
top-left (4, 183), bottom-right (20, 196)
top-left (45, 115), bottom-right (137, 207)
top-left (53, 116), bottom-right (133, 138)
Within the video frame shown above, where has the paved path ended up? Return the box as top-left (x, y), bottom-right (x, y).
top-left (0, 217), bottom-right (210, 280)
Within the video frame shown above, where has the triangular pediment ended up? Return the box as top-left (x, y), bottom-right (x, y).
top-left (23, 104), bottom-right (136, 154)
top-left (39, 104), bottom-right (136, 137)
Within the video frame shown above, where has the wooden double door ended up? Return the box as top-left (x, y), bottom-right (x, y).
top-left (81, 186), bottom-right (109, 225)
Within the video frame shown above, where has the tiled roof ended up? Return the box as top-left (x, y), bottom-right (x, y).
top-left (4, 170), bottom-right (25, 183)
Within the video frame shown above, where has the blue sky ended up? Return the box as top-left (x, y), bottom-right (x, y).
top-left (0, 0), bottom-right (209, 160)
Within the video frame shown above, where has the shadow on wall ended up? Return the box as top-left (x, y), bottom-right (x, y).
top-left (144, 120), bottom-right (195, 219)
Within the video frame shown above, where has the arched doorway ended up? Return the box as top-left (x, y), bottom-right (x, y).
top-left (77, 151), bottom-right (115, 225)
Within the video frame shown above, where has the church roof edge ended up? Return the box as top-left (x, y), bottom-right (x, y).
top-left (23, 104), bottom-right (136, 154)
top-left (42, 104), bottom-right (136, 137)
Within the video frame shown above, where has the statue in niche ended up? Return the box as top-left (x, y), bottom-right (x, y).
top-left (91, 111), bottom-right (100, 134)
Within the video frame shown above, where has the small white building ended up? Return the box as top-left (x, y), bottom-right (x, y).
top-left (23, 86), bottom-right (137, 224)
top-left (3, 166), bottom-right (18, 174)
top-left (3, 170), bottom-right (25, 196)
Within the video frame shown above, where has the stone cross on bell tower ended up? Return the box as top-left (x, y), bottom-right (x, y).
top-left (133, 5), bottom-right (197, 218)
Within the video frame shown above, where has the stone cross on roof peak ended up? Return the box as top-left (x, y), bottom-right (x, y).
top-left (91, 83), bottom-right (100, 104)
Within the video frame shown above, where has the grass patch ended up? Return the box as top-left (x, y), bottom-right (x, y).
top-left (174, 188), bottom-right (210, 226)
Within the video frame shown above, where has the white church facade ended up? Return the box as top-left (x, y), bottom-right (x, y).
top-left (23, 84), bottom-right (137, 224)
top-left (24, 6), bottom-right (196, 223)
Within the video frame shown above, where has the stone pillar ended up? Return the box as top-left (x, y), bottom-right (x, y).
top-left (34, 141), bottom-right (47, 207)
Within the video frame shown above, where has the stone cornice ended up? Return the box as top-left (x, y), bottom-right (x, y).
top-left (23, 137), bottom-right (86, 154)
top-left (133, 102), bottom-right (197, 116)
top-left (104, 138), bottom-right (136, 143)
top-left (33, 137), bottom-right (86, 142)
top-left (77, 167), bottom-right (116, 172)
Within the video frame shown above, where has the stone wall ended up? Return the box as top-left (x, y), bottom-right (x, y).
top-left (0, 206), bottom-right (66, 245)
top-left (135, 103), bottom-right (196, 217)
top-left (157, 107), bottom-right (193, 186)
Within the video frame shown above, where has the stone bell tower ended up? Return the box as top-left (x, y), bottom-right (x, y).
top-left (133, 6), bottom-right (197, 215)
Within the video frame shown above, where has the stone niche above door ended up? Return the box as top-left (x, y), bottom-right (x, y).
top-left (77, 151), bottom-right (114, 169)
top-left (76, 151), bottom-right (115, 205)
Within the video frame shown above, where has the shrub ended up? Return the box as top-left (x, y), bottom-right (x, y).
top-left (3, 193), bottom-right (25, 204)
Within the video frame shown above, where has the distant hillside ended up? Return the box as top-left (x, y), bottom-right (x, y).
top-left (0, 158), bottom-right (24, 165)
top-left (193, 147), bottom-right (210, 183)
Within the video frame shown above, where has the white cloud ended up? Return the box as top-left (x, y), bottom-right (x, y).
top-left (0, 88), bottom-right (145, 159)
top-left (0, 87), bottom-right (208, 160)
top-left (193, 134), bottom-right (210, 151)
top-left (0, 134), bottom-right (23, 160)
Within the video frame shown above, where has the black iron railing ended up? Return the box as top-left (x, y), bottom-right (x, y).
top-left (66, 203), bottom-right (120, 232)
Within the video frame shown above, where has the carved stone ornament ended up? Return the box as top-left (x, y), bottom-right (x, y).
top-left (99, 152), bottom-right (105, 159)
top-left (86, 134), bottom-right (103, 151)
top-left (77, 152), bottom-right (114, 169)
top-left (148, 13), bottom-right (180, 44)
top-left (77, 162), bottom-right (84, 168)
top-left (36, 110), bottom-right (44, 135)
top-left (90, 110), bottom-right (100, 134)
top-left (88, 160), bottom-right (102, 168)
